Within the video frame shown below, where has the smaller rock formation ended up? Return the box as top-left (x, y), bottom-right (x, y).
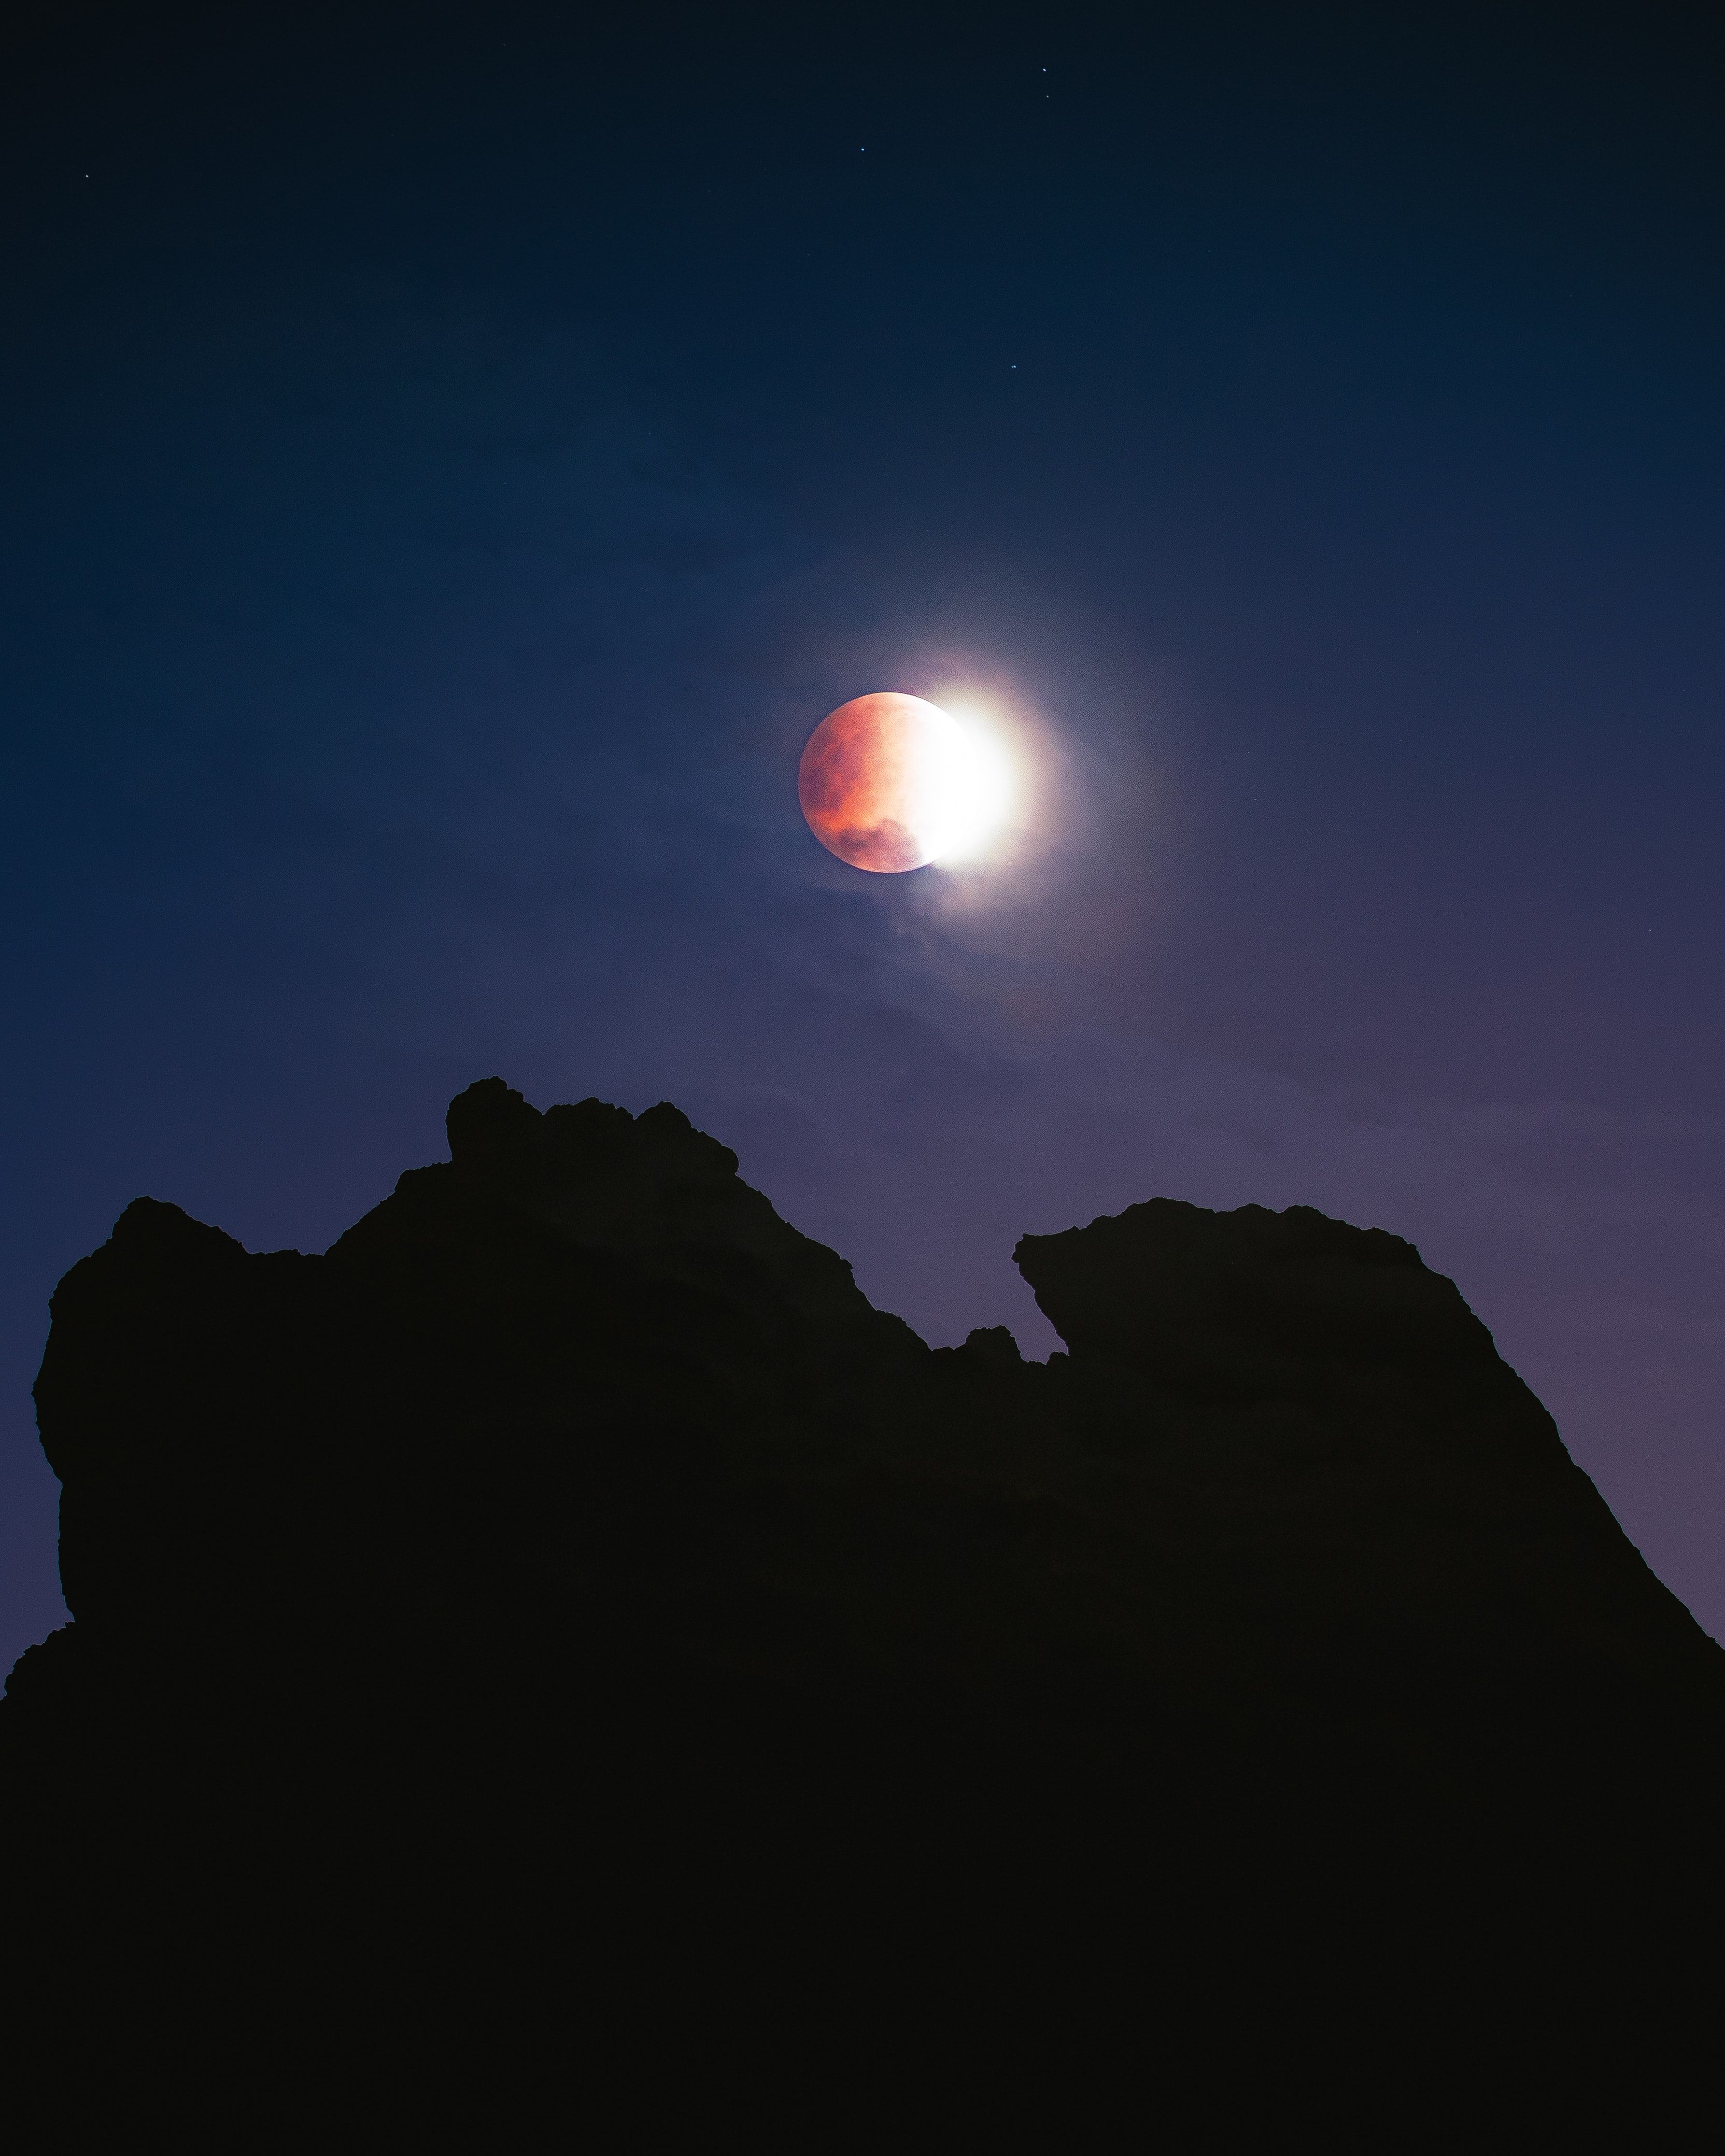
top-left (1019, 1197), bottom-right (1502, 1408)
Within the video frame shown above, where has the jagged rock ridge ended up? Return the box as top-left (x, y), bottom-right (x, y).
top-left (3, 1079), bottom-right (1720, 2130)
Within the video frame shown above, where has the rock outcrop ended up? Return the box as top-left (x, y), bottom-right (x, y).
top-left (4, 1080), bottom-right (1720, 2133)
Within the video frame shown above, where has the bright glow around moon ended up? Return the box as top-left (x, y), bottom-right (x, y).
top-left (798, 692), bottom-right (1020, 873)
top-left (918, 703), bottom-right (1018, 863)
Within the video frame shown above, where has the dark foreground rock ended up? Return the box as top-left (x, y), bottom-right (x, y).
top-left (4, 1080), bottom-right (1721, 2135)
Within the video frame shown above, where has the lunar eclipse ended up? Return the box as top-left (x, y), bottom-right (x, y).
top-left (798, 692), bottom-right (1015, 872)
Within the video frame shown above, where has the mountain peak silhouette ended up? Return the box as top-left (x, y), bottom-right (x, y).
top-left (5, 1082), bottom-right (1720, 2132)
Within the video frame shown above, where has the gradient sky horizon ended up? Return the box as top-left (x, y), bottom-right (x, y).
top-left (4, 2), bottom-right (1723, 1665)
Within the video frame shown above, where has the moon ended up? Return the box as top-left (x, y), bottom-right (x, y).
top-left (798, 692), bottom-right (1015, 873)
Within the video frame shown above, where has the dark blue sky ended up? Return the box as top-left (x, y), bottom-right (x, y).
top-left (5, 4), bottom-right (1723, 1663)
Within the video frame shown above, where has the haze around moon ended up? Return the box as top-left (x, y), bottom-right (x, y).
top-left (797, 691), bottom-right (1016, 872)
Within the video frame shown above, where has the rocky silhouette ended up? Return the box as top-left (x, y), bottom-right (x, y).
top-left (5, 1080), bottom-right (1721, 2132)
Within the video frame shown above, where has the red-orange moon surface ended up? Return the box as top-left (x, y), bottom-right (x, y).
top-left (798, 692), bottom-right (950, 872)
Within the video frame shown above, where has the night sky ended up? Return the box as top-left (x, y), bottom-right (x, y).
top-left (4, 4), bottom-right (1722, 1668)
